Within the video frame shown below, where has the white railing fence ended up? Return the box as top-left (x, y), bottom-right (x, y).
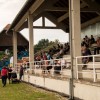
top-left (76, 54), bottom-right (100, 82)
top-left (14, 54), bottom-right (100, 82)
top-left (15, 58), bottom-right (71, 78)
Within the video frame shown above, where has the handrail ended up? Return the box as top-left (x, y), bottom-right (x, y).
top-left (76, 54), bottom-right (100, 82)
top-left (15, 57), bottom-right (71, 78)
top-left (14, 54), bottom-right (100, 82)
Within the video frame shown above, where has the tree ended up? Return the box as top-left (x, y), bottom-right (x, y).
top-left (34, 39), bottom-right (56, 54)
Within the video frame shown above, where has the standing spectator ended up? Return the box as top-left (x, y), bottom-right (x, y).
top-left (19, 65), bottom-right (24, 81)
top-left (85, 35), bottom-right (90, 47)
top-left (90, 35), bottom-right (95, 46)
top-left (1, 66), bottom-right (8, 87)
top-left (54, 60), bottom-right (61, 74)
top-left (94, 37), bottom-right (100, 55)
top-left (8, 67), bottom-right (12, 84)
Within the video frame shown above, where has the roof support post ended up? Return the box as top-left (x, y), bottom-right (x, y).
top-left (69, 0), bottom-right (81, 99)
top-left (28, 13), bottom-right (34, 72)
top-left (69, 0), bottom-right (82, 78)
top-left (13, 30), bottom-right (17, 68)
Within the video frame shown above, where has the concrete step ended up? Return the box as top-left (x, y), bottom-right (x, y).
top-left (87, 62), bottom-right (100, 69)
top-left (95, 56), bottom-right (100, 62)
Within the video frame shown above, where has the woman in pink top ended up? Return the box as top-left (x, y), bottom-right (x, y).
top-left (1, 66), bottom-right (8, 87)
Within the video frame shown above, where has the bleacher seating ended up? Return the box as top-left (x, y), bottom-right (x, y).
top-left (17, 51), bottom-right (29, 59)
top-left (87, 62), bottom-right (100, 69)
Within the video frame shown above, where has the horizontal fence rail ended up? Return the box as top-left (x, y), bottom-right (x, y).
top-left (14, 54), bottom-right (100, 82)
top-left (15, 58), bottom-right (71, 78)
top-left (76, 54), bottom-right (100, 82)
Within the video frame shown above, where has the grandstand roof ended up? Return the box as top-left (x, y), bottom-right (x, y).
top-left (0, 24), bottom-right (29, 47)
top-left (7, 0), bottom-right (100, 32)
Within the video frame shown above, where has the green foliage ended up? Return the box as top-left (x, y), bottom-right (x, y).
top-left (0, 51), bottom-right (5, 60)
top-left (0, 51), bottom-right (13, 61)
top-left (34, 39), bottom-right (55, 54)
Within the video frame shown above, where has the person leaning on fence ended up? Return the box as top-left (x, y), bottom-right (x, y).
top-left (19, 65), bottom-right (24, 81)
top-left (54, 60), bottom-right (61, 74)
top-left (1, 66), bottom-right (8, 87)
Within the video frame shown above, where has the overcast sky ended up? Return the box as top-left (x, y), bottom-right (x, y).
top-left (0, 0), bottom-right (69, 44)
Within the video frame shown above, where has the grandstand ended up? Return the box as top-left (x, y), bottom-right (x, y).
top-left (0, 24), bottom-right (29, 71)
top-left (1, 0), bottom-right (100, 100)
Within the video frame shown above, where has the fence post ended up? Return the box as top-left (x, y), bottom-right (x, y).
top-left (76, 57), bottom-right (78, 79)
top-left (93, 56), bottom-right (96, 82)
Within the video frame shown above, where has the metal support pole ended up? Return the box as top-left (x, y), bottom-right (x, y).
top-left (68, 0), bottom-right (74, 99)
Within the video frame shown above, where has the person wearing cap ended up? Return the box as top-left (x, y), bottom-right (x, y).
top-left (1, 66), bottom-right (8, 87)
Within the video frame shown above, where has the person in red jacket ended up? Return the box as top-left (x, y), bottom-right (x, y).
top-left (1, 66), bottom-right (8, 87)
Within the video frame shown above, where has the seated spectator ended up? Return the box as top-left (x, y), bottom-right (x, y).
top-left (42, 51), bottom-right (47, 60)
top-left (81, 45), bottom-right (92, 69)
top-left (47, 52), bottom-right (52, 60)
top-left (94, 37), bottom-right (100, 55)
top-left (61, 59), bottom-right (66, 69)
top-left (63, 43), bottom-right (70, 54)
top-left (59, 46), bottom-right (63, 55)
top-left (90, 35), bottom-right (95, 45)
top-left (81, 38), bottom-right (88, 47)
top-left (52, 46), bottom-right (57, 54)
top-left (56, 44), bottom-right (60, 52)
top-left (56, 45), bottom-right (64, 58)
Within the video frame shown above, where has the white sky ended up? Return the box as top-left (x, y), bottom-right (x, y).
top-left (0, 0), bottom-right (69, 44)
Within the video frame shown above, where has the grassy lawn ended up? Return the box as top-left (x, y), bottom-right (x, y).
top-left (0, 80), bottom-right (66, 100)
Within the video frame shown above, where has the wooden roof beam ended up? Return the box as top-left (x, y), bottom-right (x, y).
top-left (44, 12), bottom-right (68, 32)
top-left (45, 7), bottom-right (68, 12)
top-left (81, 8), bottom-right (100, 12)
top-left (45, 7), bottom-right (99, 13)
top-left (57, 2), bottom-right (87, 23)
top-left (18, 13), bottom-right (43, 31)
top-left (17, 0), bottom-right (59, 31)
top-left (14, 0), bottom-right (45, 31)
top-left (83, 0), bottom-right (100, 15)
top-left (29, 0), bottom-right (45, 14)
top-left (81, 16), bottom-right (100, 29)
top-left (33, 26), bottom-right (60, 29)
top-left (57, 13), bottom-right (69, 23)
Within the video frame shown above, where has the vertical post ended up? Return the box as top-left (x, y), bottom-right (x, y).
top-left (76, 57), bottom-right (78, 79)
top-left (13, 30), bottom-right (17, 68)
top-left (69, 0), bottom-right (81, 99)
top-left (42, 16), bottom-right (45, 27)
top-left (93, 56), bottom-right (96, 82)
top-left (69, 0), bottom-right (81, 79)
top-left (28, 13), bottom-right (34, 72)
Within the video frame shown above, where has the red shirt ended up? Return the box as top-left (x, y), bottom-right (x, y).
top-left (1, 68), bottom-right (8, 76)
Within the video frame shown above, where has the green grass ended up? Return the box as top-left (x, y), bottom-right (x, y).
top-left (0, 80), bottom-right (66, 100)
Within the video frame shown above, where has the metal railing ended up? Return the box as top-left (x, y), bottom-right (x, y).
top-left (15, 58), bottom-right (71, 78)
top-left (76, 54), bottom-right (100, 82)
top-left (14, 54), bottom-right (100, 82)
